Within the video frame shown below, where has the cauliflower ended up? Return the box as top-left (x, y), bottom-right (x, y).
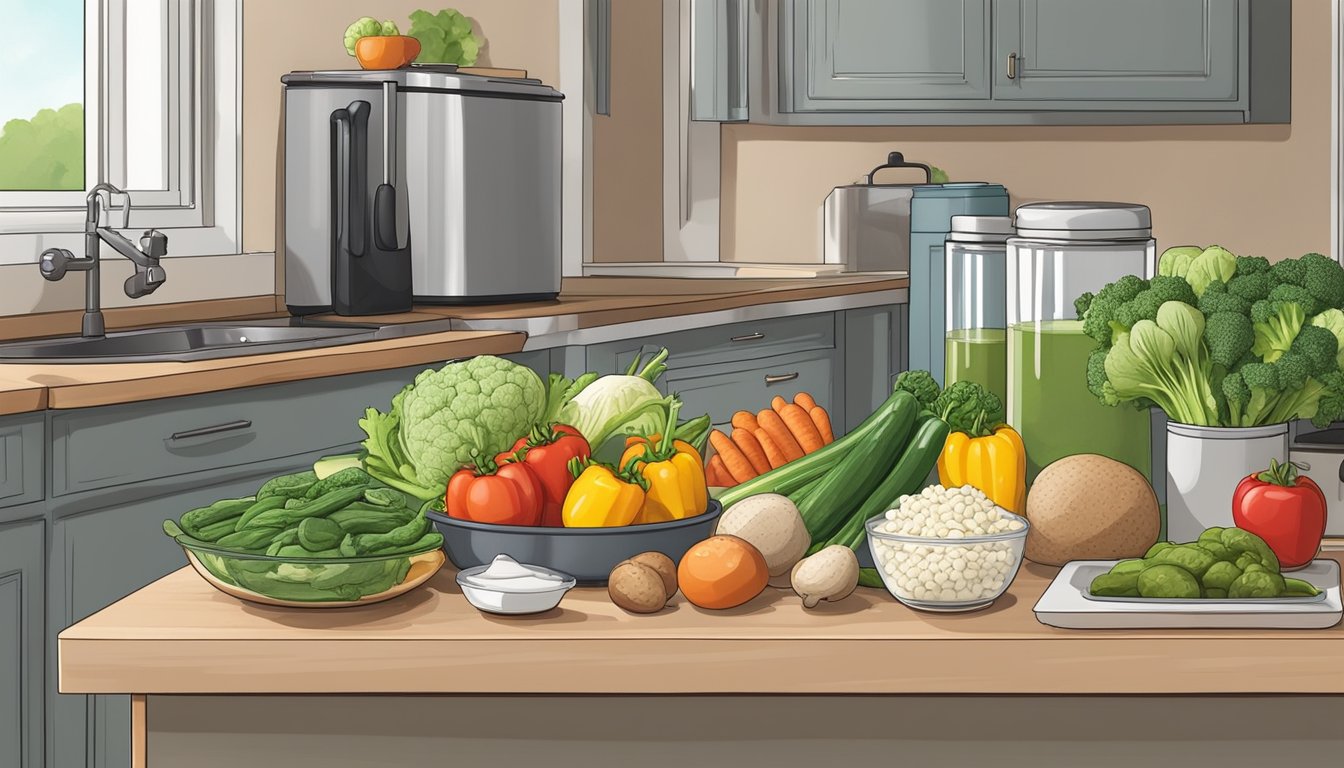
top-left (344, 16), bottom-right (401, 57)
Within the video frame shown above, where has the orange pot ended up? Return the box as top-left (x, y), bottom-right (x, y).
top-left (355, 35), bottom-right (421, 70)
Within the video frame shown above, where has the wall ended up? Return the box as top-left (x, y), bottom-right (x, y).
top-left (721, 1), bottom-right (1331, 264)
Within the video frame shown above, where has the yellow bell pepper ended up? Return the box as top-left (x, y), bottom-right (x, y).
top-left (561, 459), bottom-right (648, 528)
top-left (619, 403), bottom-right (709, 524)
top-left (937, 425), bottom-right (1026, 514)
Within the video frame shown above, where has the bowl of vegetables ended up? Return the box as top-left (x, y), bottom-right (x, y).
top-left (866, 484), bottom-right (1029, 612)
top-left (162, 466), bottom-right (446, 607)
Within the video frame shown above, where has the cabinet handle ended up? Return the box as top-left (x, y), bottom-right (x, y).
top-left (763, 372), bottom-right (799, 385)
top-left (1006, 52), bottom-right (1018, 80)
top-left (169, 419), bottom-right (253, 441)
top-left (730, 332), bottom-right (765, 343)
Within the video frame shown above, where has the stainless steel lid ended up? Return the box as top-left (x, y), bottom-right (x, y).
top-left (281, 65), bottom-right (564, 101)
top-left (1012, 202), bottom-right (1152, 240)
top-left (948, 215), bottom-right (1013, 244)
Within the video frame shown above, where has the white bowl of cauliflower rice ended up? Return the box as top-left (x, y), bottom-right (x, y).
top-left (866, 483), bottom-right (1029, 612)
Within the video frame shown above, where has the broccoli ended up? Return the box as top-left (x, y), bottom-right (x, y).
top-left (1079, 274), bottom-right (1148, 345)
top-left (1158, 245), bottom-right (1236, 297)
top-left (1288, 324), bottom-right (1339, 377)
top-left (1235, 255), bottom-right (1272, 276)
top-left (1091, 275), bottom-right (1196, 342)
top-left (1074, 291), bottom-right (1095, 321)
top-left (893, 369), bottom-right (941, 410)
top-left (1251, 297), bottom-right (1308, 362)
top-left (932, 380), bottom-right (1004, 437)
top-left (1311, 308), bottom-right (1344, 368)
top-left (1203, 311), bottom-right (1255, 369)
top-left (1104, 302), bottom-right (1220, 426)
top-left (1270, 257), bottom-right (1307, 286)
top-left (1267, 283), bottom-right (1322, 316)
top-left (1226, 271), bottom-right (1274, 302)
top-left (1298, 252), bottom-right (1344, 309)
top-left (1198, 281), bottom-right (1251, 316)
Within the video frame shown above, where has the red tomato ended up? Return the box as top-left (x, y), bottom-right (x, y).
top-left (1232, 459), bottom-right (1328, 570)
top-left (445, 460), bottom-right (543, 526)
top-left (494, 424), bottom-right (591, 527)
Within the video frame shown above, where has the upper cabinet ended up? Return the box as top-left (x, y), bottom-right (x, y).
top-left (734, 0), bottom-right (1289, 125)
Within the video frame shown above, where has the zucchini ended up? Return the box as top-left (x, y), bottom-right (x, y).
top-left (718, 389), bottom-right (921, 508)
top-left (795, 401), bottom-right (918, 543)
top-left (815, 415), bottom-right (951, 554)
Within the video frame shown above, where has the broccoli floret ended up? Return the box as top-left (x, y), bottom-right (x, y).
top-left (1227, 272), bottom-right (1274, 302)
top-left (1267, 283), bottom-right (1322, 316)
top-left (1298, 252), bottom-right (1344, 310)
top-left (1251, 298), bottom-right (1308, 362)
top-left (1203, 311), bottom-right (1255, 369)
top-left (1289, 323), bottom-right (1339, 377)
top-left (1086, 345), bottom-right (1115, 403)
top-left (1235, 255), bottom-right (1272, 276)
top-left (1272, 351), bottom-right (1311, 392)
top-left (893, 369), bottom-right (941, 410)
top-left (1198, 283), bottom-right (1251, 316)
top-left (1074, 291), bottom-right (1095, 321)
top-left (932, 380), bottom-right (1004, 437)
top-left (1080, 274), bottom-right (1148, 345)
top-left (1113, 276), bottom-right (1198, 331)
top-left (1270, 257), bottom-right (1307, 286)
top-left (1311, 308), bottom-right (1344, 368)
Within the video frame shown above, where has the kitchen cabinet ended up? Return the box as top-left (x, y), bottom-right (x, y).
top-left (750, 0), bottom-right (1289, 125)
top-left (0, 414), bottom-right (43, 516)
top-left (1, 514), bottom-right (44, 768)
top-left (781, 0), bottom-right (991, 111)
top-left (841, 305), bottom-right (905, 435)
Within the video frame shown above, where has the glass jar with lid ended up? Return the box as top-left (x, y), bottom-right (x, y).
top-left (1006, 202), bottom-right (1156, 484)
top-left (944, 215), bottom-right (1013, 404)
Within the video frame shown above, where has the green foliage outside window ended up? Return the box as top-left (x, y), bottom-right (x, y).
top-left (0, 103), bottom-right (84, 190)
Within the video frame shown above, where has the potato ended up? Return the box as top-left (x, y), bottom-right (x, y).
top-left (716, 494), bottom-right (810, 576)
top-left (628, 551), bottom-right (677, 599)
top-left (1024, 454), bottom-right (1160, 566)
top-left (608, 561), bottom-right (668, 614)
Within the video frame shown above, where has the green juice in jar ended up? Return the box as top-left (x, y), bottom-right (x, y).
top-left (1008, 320), bottom-right (1151, 484)
top-left (944, 328), bottom-right (1006, 405)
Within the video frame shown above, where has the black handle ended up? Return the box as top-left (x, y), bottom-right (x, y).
top-left (169, 419), bottom-right (253, 441)
top-left (331, 101), bottom-right (370, 259)
top-left (373, 184), bottom-right (400, 251)
top-left (865, 151), bottom-right (932, 186)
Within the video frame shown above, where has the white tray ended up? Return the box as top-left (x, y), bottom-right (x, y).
top-left (1033, 559), bottom-right (1343, 630)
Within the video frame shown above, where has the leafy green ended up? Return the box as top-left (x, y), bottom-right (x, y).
top-left (408, 8), bottom-right (482, 65)
top-left (0, 103), bottom-right (83, 191)
top-left (344, 17), bottom-right (400, 57)
top-left (932, 380), bottom-right (1003, 437)
top-left (559, 349), bottom-right (674, 458)
top-left (1158, 245), bottom-right (1236, 297)
top-left (1103, 302), bottom-right (1220, 426)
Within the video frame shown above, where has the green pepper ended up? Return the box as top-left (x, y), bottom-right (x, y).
top-left (1284, 577), bottom-right (1322, 597)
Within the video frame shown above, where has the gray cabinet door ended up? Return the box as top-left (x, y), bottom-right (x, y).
top-left (993, 0), bottom-right (1243, 103)
top-left (785, 0), bottom-right (991, 111)
top-left (0, 515), bottom-right (44, 768)
top-left (842, 305), bottom-right (903, 435)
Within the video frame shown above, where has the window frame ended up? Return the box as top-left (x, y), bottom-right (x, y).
top-left (0, 0), bottom-right (240, 264)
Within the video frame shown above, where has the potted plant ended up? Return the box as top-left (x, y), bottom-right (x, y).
top-left (1077, 246), bottom-right (1344, 542)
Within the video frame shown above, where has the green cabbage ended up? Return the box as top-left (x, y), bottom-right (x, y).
top-left (559, 349), bottom-right (674, 459)
top-left (344, 17), bottom-right (401, 56)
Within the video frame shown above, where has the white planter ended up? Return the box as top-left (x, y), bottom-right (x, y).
top-left (1165, 423), bottom-right (1289, 543)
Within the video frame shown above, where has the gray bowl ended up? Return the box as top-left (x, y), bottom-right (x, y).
top-left (426, 501), bottom-right (724, 585)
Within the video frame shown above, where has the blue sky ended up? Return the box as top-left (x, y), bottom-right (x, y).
top-left (0, 0), bottom-right (84, 126)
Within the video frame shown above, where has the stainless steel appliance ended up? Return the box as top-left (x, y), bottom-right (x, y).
top-left (1288, 421), bottom-right (1344, 536)
top-left (822, 152), bottom-right (928, 273)
top-left (282, 66), bottom-right (563, 313)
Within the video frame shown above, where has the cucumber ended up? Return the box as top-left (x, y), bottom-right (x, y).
top-left (233, 495), bottom-right (290, 532)
top-left (717, 390), bottom-right (921, 509)
top-left (815, 416), bottom-right (951, 554)
top-left (795, 401), bottom-right (918, 543)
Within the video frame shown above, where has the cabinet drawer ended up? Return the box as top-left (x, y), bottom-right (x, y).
top-left (667, 348), bottom-right (838, 429)
top-left (0, 414), bottom-right (42, 511)
top-left (592, 313), bottom-right (835, 374)
top-left (50, 368), bottom-right (418, 497)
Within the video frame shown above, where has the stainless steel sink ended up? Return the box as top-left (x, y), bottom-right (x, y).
top-left (0, 318), bottom-right (461, 363)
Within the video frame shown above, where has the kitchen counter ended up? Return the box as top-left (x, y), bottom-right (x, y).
top-left (0, 275), bottom-right (907, 411)
top-left (60, 553), bottom-right (1344, 696)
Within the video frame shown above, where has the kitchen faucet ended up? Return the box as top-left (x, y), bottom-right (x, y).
top-left (38, 183), bottom-right (168, 338)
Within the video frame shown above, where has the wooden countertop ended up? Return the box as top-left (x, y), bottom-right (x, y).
top-left (59, 554), bottom-right (1344, 696)
top-left (0, 275), bottom-right (906, 412)
top-left (1, 330), bottom-right (523, 410)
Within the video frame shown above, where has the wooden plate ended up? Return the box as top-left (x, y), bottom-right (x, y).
top-left (184, 549), bottom-right (446, 609)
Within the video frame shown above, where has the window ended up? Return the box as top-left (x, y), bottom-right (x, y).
top-left (0, 0), bottom-right (239, 264)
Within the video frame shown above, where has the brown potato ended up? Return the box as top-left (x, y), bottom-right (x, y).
top-left (628, 551), bottom-right (678, 598)
top-left (1024, 453), bottom-right (1160, 566)
top-left (608, 561), bottom-right (668, 614)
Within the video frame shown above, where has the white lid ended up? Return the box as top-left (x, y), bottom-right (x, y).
top-left (1012, 202), bottom-right (1152, 240)
top-left (948, 215), bottom-right (1013, 243)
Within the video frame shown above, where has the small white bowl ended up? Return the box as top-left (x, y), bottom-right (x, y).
top-left (456, 560), bottom-right (577, 615)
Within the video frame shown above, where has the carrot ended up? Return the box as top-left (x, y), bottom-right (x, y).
top-left (753, 427), bottom-right (787, 469)
top-left (770, 395), bottom-right (788, 413)
top-left (757, 408), bottom-right (804, 462)
top-left (731, 428), bottom-right (771, 475)
top-left (707, 455), bottom-right (736, 487)
top-left (710, 429), bottom-right (757, 484)
top-left (731, 410), bottom-right (760, 433)
top-left (810, 405), bottom-right (835, 444)
top-left (793, 392), bottom-right (817, 411)
top-left (780, 403), bottom-right (824, 454)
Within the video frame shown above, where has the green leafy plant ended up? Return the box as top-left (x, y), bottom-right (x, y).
top-left (408, 8), bottom-right (483, 65)
top-left (0, 103), bottom-right (83, 191)
top-left (343, 16), bottom-right (401, 57)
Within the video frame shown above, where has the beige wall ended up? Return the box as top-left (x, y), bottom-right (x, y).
top-left (722, 2), bottom-right (1332, 264)
top-left (241, 0), bottom-right (561, 256)
top-left (591, 0), bottom-right (664, 263)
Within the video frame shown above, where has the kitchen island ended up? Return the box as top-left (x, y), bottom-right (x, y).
top-left (59, 552), bottom-right (1344, 767)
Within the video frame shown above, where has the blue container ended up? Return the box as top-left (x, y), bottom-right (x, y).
top-left (909, 183), bottom-right (1010, 383)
